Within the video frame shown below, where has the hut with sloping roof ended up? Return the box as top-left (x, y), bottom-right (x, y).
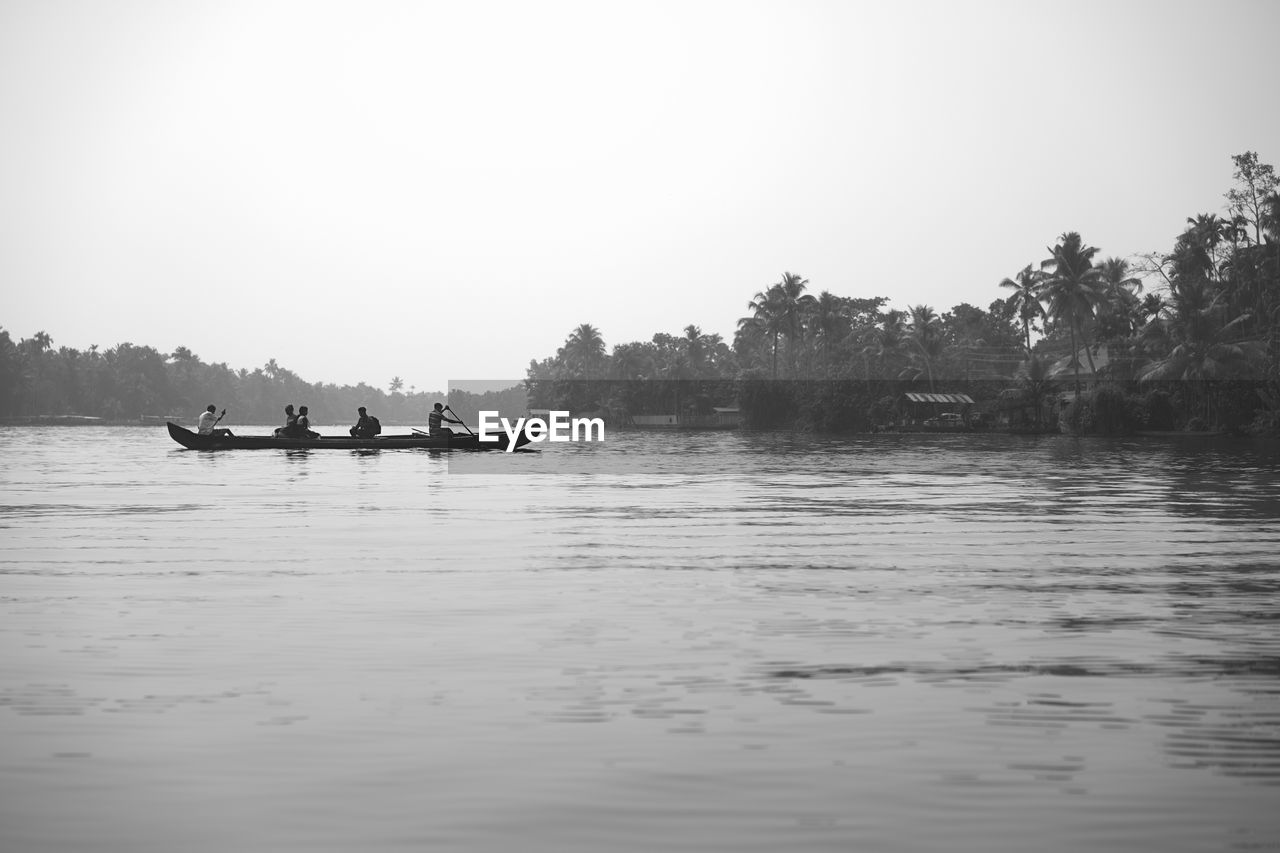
top-left (899, 392), bottom-right (975, 429)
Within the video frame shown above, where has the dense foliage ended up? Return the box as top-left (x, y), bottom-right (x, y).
top-left (7, 152), bottom-right (1276, 435)
top-left (0, 337), bottom-right (522, 426)
top-left (528, 152), bottom-right (1280, 434)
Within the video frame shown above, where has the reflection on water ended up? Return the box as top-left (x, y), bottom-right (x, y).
top-left (1, 426), bottom-right (1279, 851)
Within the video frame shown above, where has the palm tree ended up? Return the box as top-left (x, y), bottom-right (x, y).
top-left (865, 310), bottom-right (908, 381)
top-left (661, 350), bottom-right (692, 415)
top-left (1140, 292), bottom-right (1166, 323)
top-left (999, 264), bottom-right (1045, 355)
top-left (739, 273), bottom-right (819, 378)
top-left (741, 288), bottom-right (786, 378)
top-left (1040, 232), bottom-right (1105, 398)
top-left (682, 325), bottom-right (705, 377)
top-left (1139, 277), bottom-right (1265, 425)
top-left (24, 331), bottom-right (53, 355)
top-left (904, 304), bottom-right (944, 391)
top-left (1094, 257), bottom-right (1144, 341)
top-left (1186, 213), bottom-right (1232, 249)
top-left (561, 323), bottom-right (607, 377)
top-left (810, 291), bottom-right (848, 378)
top-left (1097, 257), bottom-right (1142, 292)
top-left (1262, 192), bottom-right (1280, 243)
top-left (771, 272), bottom-right (815, 376)
top-left (1015, 355), bottom-right (1055, 429)
top-left (1174, 214), bottom-right (1232, 282)
top-left (608, 341), bottom-right (657, 415)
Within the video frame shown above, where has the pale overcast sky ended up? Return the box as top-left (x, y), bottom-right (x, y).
top-left (2, 0), bottom-right (1277, 393)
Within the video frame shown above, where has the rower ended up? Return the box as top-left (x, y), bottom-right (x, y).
top-left (428, 403), bottom-right (464, 436)
top-left (196, 404), bottom-right (233, 438)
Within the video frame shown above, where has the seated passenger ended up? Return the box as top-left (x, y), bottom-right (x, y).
top-left (274, 404), bottom-right (299, 438)
top-left (349, 406), bottom-right (381, 438)
top-left (295, 405), bottom-right (319, 439)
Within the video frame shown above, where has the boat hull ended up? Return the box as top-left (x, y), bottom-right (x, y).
top-left (166, 422), bottom-right (529, 451)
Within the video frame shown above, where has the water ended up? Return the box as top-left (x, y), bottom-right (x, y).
top-left (2, 426), bottom-right (1280, 852)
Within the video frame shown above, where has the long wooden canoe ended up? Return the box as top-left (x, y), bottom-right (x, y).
top-left (166, 422), bottom-right (530, 451)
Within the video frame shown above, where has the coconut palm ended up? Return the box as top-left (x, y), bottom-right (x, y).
top-left (1015, 355), bottom-right (1055, 428)
top-left (561, 324), bottom-right (607, 378)
top-left (865, 310), bottom-right (908, 380)
top-left (23, 331), bottom-right (53, 355)
top-left (1094, 257), bottom-right (1145, 341)
top-left (772, 272), bottom-right (816, 376)
top-left (999, 264), bottom-right (1045, 355)
top-left (904, 304), bottom-right (944, 391)
top-left (740, 273), bottom-right (814, 378)
top-left (1140, 292), bottom-right (1166, 322)
top-left (661, 350), bottom-right (693, 415)
top-left (1263, 192), bottom-right (1280, 243)
top-left (809, 291), bottom-right (849, 378)
top-left (1040, 232), bottom-right (1106, 397)
top-left (1097, 257), bottom-right (1142, 290)
top-left (740, 289), bottom-right (786, 378)
top-left (682, 325), bottom-right (706, 377)
top-left (1174, 214), bottom-right (1232, 282)
top-left (774, 272), bottom-right (812, 328)
top-left (1139, 278), bottom-right (1266, 424)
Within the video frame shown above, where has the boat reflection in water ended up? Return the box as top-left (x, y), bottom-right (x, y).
top-left (165, 421), bottom-right (532, 452)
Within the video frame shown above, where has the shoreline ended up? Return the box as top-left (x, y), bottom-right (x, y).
top-left (0, 418), bottom-right (1257, 439)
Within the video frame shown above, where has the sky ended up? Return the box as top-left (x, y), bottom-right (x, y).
top-left (2, 0), bottom-right (1278, 394)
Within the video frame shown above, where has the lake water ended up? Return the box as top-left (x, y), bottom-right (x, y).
top-left (2, 425), bottom-right (1280, 852)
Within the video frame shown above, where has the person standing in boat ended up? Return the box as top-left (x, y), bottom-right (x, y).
top-left (196, 404), bottom-right (233, 438)
top-left (349, 407), bottom-right (381, 438)
top-left (295, 405), bottom-right (320, 439)
top-left (428, 402), bottom-right (464, 436)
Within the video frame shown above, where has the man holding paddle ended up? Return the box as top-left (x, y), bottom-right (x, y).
top-left (196, 404), bottom-right (233, 438)
top-left (428, 402), bottom-right (467, 437)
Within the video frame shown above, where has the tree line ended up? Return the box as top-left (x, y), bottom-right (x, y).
top-left (529, 151), bottom-right (1280, 434)
top-left (0, 337), bottom-right (524, 426)
top-left (6, 151), bottom-right (1275, 434)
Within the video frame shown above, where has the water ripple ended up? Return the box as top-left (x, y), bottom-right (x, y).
top-left (2, 427), bottom-right (1280, 851)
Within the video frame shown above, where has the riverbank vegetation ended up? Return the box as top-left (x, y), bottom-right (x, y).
top-left (6, 152), bottom-right (1276, 435)
top-left (528, 152), bottom-right (1280, 435)
top-left (0, 337), bottom-right (530, 426)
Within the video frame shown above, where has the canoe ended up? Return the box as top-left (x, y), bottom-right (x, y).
top-left (166, 422), bottom-right (530, 451)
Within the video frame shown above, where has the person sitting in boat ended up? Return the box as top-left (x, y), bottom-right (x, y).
top-left (295, 405), bottom-right (320, 439)
top-left (274, 404), bottom-right (299, 438)
top-left (196, 404), bottom-right (233, 438)
top-left (349, 407), bottom-right (381, 438)
top-left (428, 402), bottom-right (464, 436)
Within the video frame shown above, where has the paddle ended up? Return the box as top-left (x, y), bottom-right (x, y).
top-left (445, 405), bottom-right (476, 437)
top-left (213, 408), bottom-right (226, 427)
